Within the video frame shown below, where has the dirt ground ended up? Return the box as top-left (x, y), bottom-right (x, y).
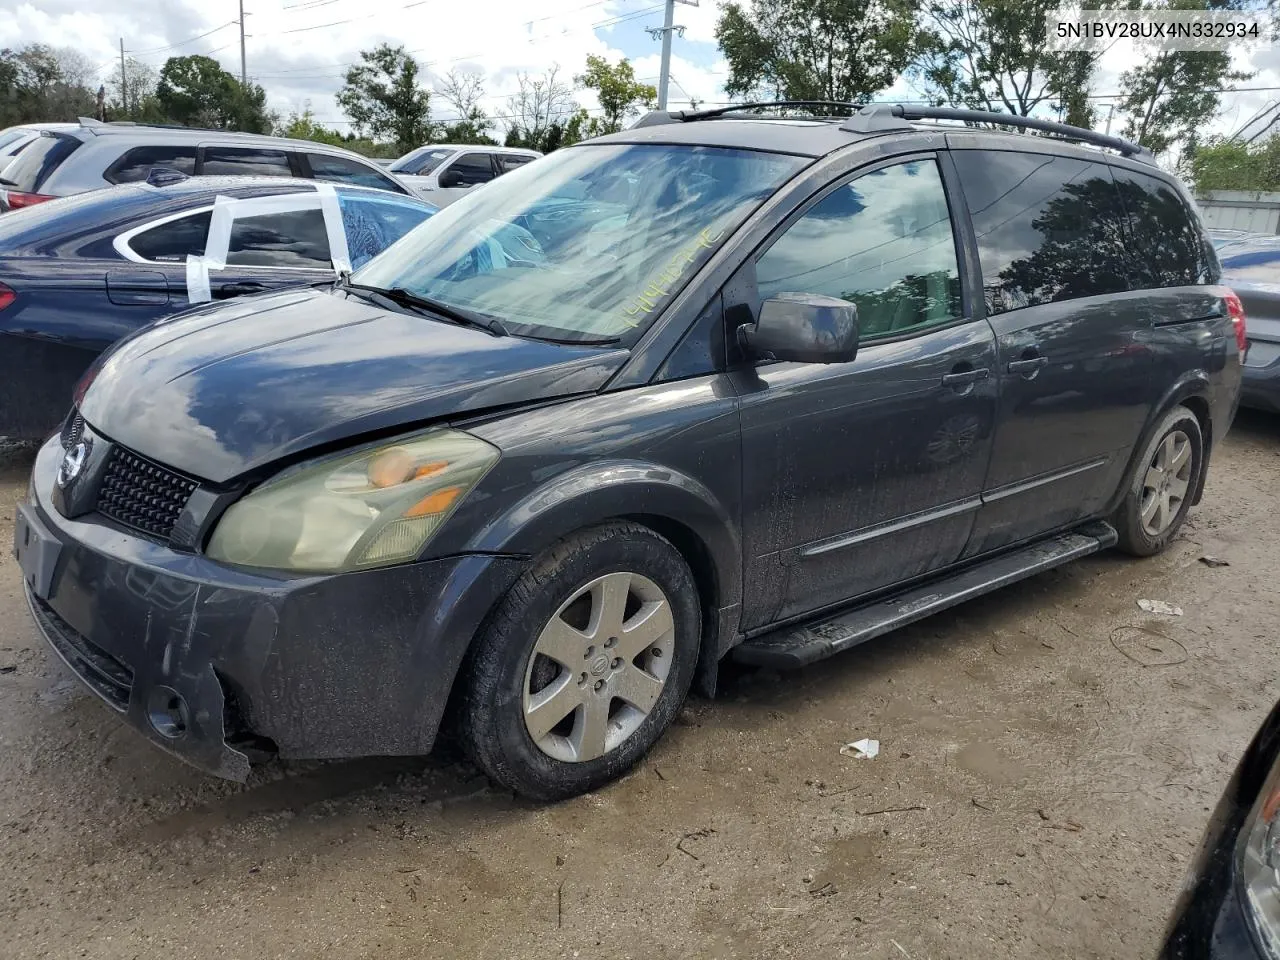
top-left (1, 414), bottom-right (1278, 960)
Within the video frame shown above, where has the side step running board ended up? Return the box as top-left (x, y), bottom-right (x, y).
top-left (733, 522), bottom-right (1118, 669)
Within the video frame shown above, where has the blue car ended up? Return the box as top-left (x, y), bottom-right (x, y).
top-left (0, 173), bottom-right (435, 439)
top-left (1217, 237), bottom-right (1280, 413)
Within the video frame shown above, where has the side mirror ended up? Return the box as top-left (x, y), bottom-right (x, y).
top-left (737, 293), bottom-right (859, 364)
top-left (437, 168), bottom-right (463, 189)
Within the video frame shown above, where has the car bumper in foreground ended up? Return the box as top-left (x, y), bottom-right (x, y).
top-left (1242, 340), bottom-right (1280, 413)
top-left (15, 435), bottom-right (525, 781)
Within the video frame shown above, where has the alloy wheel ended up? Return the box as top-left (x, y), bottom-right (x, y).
top-left (522, 571), bottom-right (675, 763)
top-left (1140, 429), bottom-right (1193, 537)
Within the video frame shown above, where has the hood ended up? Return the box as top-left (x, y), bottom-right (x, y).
top-left (79, 287), bottom-right (627, 483)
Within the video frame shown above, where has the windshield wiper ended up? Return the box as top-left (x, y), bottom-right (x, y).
top-left (340, 277), bottom-right (508, 337)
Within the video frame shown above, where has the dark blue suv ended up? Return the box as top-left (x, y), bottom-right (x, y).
top-left (13, 104), bottom-right (1244, 800)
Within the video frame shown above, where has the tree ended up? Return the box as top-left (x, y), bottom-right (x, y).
top-left (1187, 134), bottom-right (1280, 191)
top-left (275, 106), bottom-right (348, 146)
top-left (574, 55), bottom-right (656, 136)
top-left (715, 0), bottom-right (919, 103)
top-left (155, 55), bottom-right (272, 132)
top-left (0, 44), bottom-right (96, 123)
top-left (107, 57), bottom-right (159, 119)
top-left (913, 0), bottom-right (1112, 117)
top-left (437, 69), bottom-right (496, 144)
top-left (1117, 0), bottom-right (1252, 156)
top-left (337, 44), bottom-right (433, 150)
top-left (503, 66), bottom-right (577, 151)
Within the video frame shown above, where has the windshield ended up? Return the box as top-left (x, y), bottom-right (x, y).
top-left (389, 147), bottom-right (454, 175)
top-left (352, 143), bottom-right (805, 342)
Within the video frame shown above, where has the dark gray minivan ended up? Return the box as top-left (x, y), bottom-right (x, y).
top-left (14, 104), bottom-right (1244, 800)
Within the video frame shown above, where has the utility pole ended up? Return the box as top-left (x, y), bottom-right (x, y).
top-left (1104, 103), bottom-right (1115, 136)
top-left (647, 0), bottom-right (697, 111)
top-left (239, 0), bottom-right (247, 85)
top-left (119, 38), bottom-right (127, 115)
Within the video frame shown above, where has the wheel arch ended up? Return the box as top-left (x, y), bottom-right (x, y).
top-left (462, 460), bottom-right (744, 697)
top-left (1107, 374), bottom-right (1213, 517)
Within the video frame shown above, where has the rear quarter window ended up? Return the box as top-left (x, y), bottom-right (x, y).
top-left (126, 211), bottom-right (211, 262)
top-left (951, 150), bottom-right (1130, 314)
top-left (1111, 168), bottom-right (1213, 287)
top-left (0, 133), bottom-right (79, 193)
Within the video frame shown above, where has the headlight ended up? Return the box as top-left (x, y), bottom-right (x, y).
top-left (206, 429), bottom-right (499, 573)
top-left (1240, 748), bottom-right (1280, 957)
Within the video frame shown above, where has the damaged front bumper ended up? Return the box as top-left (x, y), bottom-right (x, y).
top-left (15, 434), bottom-right (525, 781)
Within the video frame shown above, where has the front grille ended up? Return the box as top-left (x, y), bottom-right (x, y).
top-left (96, 446), bottom-right (198, 540)
top-left (27, 590), bottom-right (132, 710)
top-left (60, 409), bottom-right (84, 449)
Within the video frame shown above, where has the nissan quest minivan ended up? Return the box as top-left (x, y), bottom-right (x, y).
top-left (15, 104), bottom-right (1244, 800)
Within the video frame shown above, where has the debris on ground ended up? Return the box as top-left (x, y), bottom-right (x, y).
top-left (1137, 599), bottom-right (1183, 616)
top-left (1198, 556), bottom-right (1230, 568)
top-left (840, 738), bottom-right (880, 760)
top-left (1110, 626), bottom-right (1188, 667)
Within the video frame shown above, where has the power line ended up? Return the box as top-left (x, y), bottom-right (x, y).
top-left (127, 21), bottom-right (238, 56)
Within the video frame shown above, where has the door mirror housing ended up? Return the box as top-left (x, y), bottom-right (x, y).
top-left (437, 167), bottom-right (463, 189)
top-left (738, 293), bottom-right (859, 364)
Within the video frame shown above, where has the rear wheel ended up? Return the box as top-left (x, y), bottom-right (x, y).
top-left (1113, 405), bottom-right (1203, 557)
top-left (459, 522), bottom-right (700, 800)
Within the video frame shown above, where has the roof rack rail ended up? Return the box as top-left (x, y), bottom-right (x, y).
top-left (841, 104), bottom-right (1154, 161)
top-left (632, 100), bottom-right (863, 128)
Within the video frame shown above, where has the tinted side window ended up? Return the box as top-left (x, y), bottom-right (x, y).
top-left (337, 193), bottom-right (433, 268)
top-left (227, 208), bottom-right (331, 268)
top-left (1111, 169), bottom-right (1212, 287)
top-left (497, 154), bottom-right (534, 174)
top-left (445, 153), bottom-right (496, 186)
top-left (106, 146), bottom-right (197, 184)
top-left (306, 153), bottom-right (406, 193)
top-left (127, 211), bottom-right (211, 262)
top-left (756, 159), bottom-right (962, 339)
top-left (201, 147), bottom-right (292, 177)
top-left (953, 151), bottom-right (1129, 315)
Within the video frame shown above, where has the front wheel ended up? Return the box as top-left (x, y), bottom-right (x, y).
top-left (458, 522), bottom-right (701, 800)
top-left (1112, 405), bottom-right (1203, 557)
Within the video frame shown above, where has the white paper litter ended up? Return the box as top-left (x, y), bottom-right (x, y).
top-left (839, 738), bottom-right (880, 760)
top-left (1137, 599), bottom-right (1183, 616)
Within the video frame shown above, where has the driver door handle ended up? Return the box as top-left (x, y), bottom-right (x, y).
top-left (941, 367), bottom-right (990, 388)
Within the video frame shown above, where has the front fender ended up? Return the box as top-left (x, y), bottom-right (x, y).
top-left (465, 459), bottom-right (743, 624)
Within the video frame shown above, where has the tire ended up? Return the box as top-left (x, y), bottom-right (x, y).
top-left (1112, 405), bottom-right (1204, 557)
top-left (459, 521), bottom-right (701, 801)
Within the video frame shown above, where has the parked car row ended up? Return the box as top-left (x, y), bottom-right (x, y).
top-left (1203, 233), bottom-right (1280, 414)
top-left (0, 118), bottom-right (416, 212)
top-left (0, 172), bottom-right (435, 439)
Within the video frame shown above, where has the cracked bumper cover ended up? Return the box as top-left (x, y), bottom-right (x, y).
top-left (16, 435), bottom-right (526, 781)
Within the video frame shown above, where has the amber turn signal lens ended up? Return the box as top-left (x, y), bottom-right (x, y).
top-left (404, 486), bottom-right (462, 518)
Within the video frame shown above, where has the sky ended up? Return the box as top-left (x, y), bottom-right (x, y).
top-left (3, 0), bottom-right (1280, 150)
